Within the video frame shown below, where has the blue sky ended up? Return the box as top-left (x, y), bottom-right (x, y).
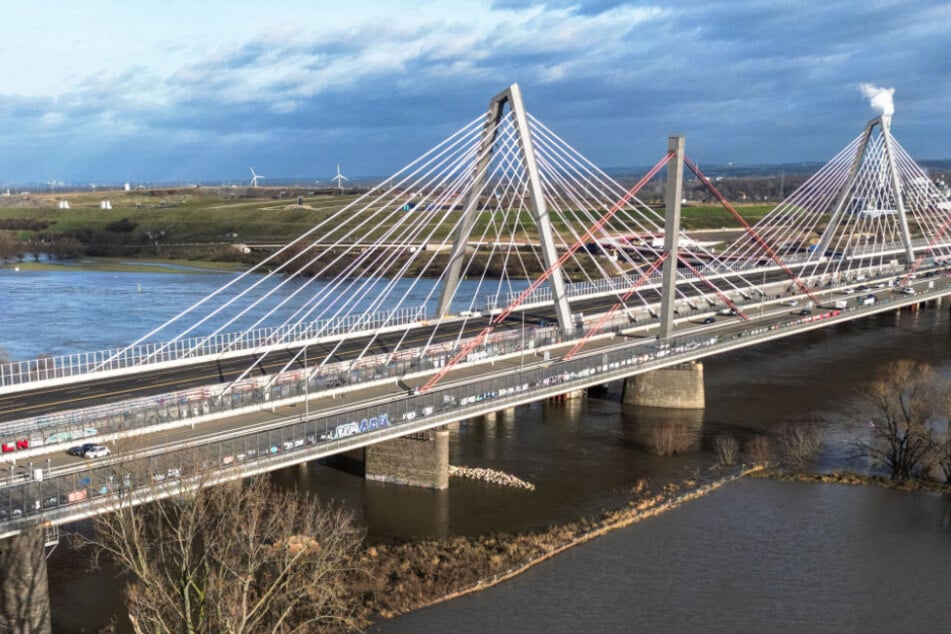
top-left (0, 0), bottom-right (948, 185)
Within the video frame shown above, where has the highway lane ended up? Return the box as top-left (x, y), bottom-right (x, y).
top-left (0, 285), bottom-right (661, 423)
top-left (3, 346), bottom-right (556, 482)
top-left (0, 308), bottom-right (545, 423)
top-left (0, 261), bottom-right (931, 425)
top-left (3, 271), bottom-right (948, 485)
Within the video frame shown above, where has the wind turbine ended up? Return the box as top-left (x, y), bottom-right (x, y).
top-left (249, 167), bottom-right (265, 188)
top-left (332, 164), bottom-right (348, 192)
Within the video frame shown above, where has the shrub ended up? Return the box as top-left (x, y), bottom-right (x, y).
top-left (646, 422), bottom-right (697, 456)
top-left (714, 435), bottom-right (740, 467)
top-left (775, 422), bottom-right (823, 468)
top-left (743, 435), bottom-right (774, 465)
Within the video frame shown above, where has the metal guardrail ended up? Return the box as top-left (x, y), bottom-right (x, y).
top-left (6, 242), bottom-right (944, 391)
top-left (0, 306), bottom-right (427, 390)
top-left (0, 325), bottom-right (563, 449)
top-left (0, 328), bottom-right (717, 530)
top-left (7, 279), bottom-right (950, 530)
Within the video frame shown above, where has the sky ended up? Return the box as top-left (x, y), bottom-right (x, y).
top-left (0, 0), bottom-right (949, 185)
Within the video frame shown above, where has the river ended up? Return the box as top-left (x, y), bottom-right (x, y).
top-left (380, 478), bottom-right (951, 632)
top-left (1, 268), bottom-right (949, 631)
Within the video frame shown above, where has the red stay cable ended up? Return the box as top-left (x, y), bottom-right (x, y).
top-left (561, 253), bottom-right (669, 361)
top-left (418, 151), bottom-right (676, 393)
top-left (684, 157), bottom-right (821, 306)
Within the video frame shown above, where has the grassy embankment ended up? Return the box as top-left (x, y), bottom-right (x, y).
top-left (0, 188), bottom-right (773, 273)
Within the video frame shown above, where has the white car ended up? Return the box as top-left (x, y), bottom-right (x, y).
top-left (83, 445), bottom-right (111, 459)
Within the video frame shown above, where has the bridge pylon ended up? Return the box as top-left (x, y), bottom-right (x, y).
top-left (659, 135), bottom-right (685, 340)
top-left (435, 83), bottom-right (573, 335)
top-left (815, 115), bottom-right (915, 265)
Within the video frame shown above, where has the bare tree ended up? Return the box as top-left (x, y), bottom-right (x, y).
top-left (646, 422), bottom-right (697, 456)
top-left (856, 360), bottom-right (949, 481)
top-left (0, 231), bottom-right (16, 265)
top-left (79, 466), bottom-right (363, 634)
top-left (775, 420), bottom-right (824, 468)
top-left (714, 435), bottom-right (740, 467)
top-left (0, 527), bottom-right (51, 633)
top-left (743, 435), bottom-right (774, 465)
top-left (937, 426), bottom-right (951, 483)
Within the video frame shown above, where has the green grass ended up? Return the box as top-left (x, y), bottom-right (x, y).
top-left (679, 203), bottom-right (772, 229)
top-left (0, 190), bottom-right (775, 262)
top-left (0, 190), bottom-right (361, 243)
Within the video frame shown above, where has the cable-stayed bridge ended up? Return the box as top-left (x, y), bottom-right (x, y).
top-left (3, 84), bottom-right (951, 539)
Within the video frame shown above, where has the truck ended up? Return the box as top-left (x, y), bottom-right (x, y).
top-left (833, 299), bottom-right (849, 309)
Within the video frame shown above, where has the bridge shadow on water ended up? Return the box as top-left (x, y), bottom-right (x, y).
top-left (619, 404), bottom-right (705, 454)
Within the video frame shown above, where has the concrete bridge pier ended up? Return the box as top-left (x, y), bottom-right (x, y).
top-left (0, 529), bottom-right (52, 634)
top-left (622, 362), bottom-right (705, 409)
top-left (549, 389), bottom-right (584, 403)
top-left (365, 426), bottom-right (449, 489)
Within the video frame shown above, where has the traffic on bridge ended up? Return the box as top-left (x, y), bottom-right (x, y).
top-left (4, 84), bottom-right (951, 537)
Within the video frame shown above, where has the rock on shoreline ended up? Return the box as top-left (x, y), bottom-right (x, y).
top-left (449, 465), bottom-right (535, 491)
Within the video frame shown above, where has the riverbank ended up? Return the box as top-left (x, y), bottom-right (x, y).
top-left (349, 464), bottom-right (762, 628)
top-left (754, 468), bottom-right (951, 494)
top-left (1, 257), bottom-right (247, 274)
top-left (378, 476), bottom-right (951, 633)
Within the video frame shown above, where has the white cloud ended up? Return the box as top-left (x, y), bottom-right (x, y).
top-left (0, 0), bottom-right (949, 182)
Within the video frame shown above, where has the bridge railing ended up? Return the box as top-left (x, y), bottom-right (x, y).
top-left (5, 282), bottom-right (951, 528)
top-left (0, 285), bottom-right (837, 451)
top-left (0, 329), bottom-right (717, 527)
top-left (0, 324), bottom-right (564, 451)
top-left (0, 306), bottom-right (428, 390)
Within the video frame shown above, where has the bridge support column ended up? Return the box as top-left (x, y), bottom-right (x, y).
top-left (622, 362), bottom-right (705, 409)
top-left (365, 427), bottom-right (449, 489)
top-left (549, 389), bottom-right (584, 403)
top-left (0, 529), bottom-right (51, 634)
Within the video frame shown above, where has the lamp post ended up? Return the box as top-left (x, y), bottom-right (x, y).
top-left (304, 344), bottom-right (309, 421)
top-left (520, 310), bottom-right (526, 378)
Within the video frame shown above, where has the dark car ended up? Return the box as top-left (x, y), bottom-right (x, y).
top-left (798, 309), bottom-right (812, 316)
top-left (701, 317), bottom-right (716, 324)
top-left (67, 443), bottom-right (98, 457)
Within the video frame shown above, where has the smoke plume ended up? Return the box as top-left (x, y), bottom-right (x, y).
top-left (859, 83), bottom-right (895, 116)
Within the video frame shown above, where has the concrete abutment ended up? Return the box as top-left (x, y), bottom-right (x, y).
top-left (364, 427), bottom-right (449, 489)
top-left (622, 362), bottom-right (705, 409)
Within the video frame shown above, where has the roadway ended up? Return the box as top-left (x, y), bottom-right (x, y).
top-left (1, 260), bottom-right (943, 427)
top-left (3, 270), bottom-right (950, 531)
top-left (0, 289), bottom-right (664, 422)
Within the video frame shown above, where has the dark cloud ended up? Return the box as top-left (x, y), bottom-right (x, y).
top-left (0, 0), bottom-right (948, 183)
